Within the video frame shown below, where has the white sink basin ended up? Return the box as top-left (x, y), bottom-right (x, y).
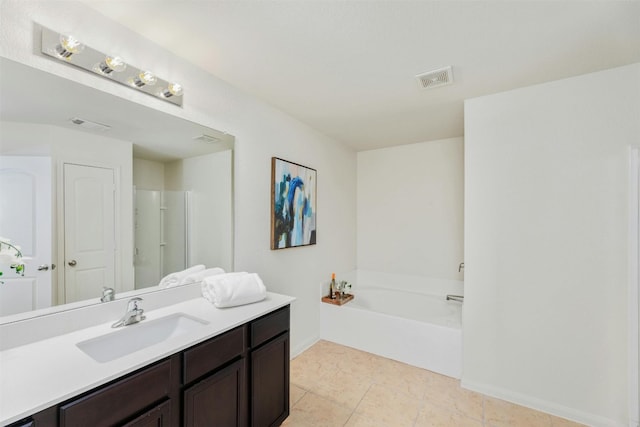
top-left (77, 313), bottom-right (209, 363)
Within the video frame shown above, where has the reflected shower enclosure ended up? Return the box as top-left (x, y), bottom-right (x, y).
top-left (134, 189), bottom-right (190, 289)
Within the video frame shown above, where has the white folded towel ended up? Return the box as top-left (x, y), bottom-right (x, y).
top-left (178, 267), bottom-right (226, 286)
top-left (201, 272), bottom-right (267, 308)
top-left (158, 264), bottom-right (206, 288)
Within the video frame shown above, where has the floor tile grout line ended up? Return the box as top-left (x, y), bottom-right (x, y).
top-left (341, 382), bottom-right (374, 427)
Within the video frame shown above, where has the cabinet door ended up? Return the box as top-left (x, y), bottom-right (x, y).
top-left (251, 333), bottom-right (290, 427)
top-left (183, 358), bottom-right (247, 427)
top-left (122, 400), bottom-right (171, 427)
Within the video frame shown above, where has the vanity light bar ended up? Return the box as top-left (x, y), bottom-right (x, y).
top-left (40, 26), bottom-right (183, 107)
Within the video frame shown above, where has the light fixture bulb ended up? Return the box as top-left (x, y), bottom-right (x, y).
top-left (162, 82), bottom-right (184, 98)
top-left (132, 71), bottom-right (157, 87)
top-left (56, 34), bottom-right (84, 58)
top-left (98, 56), bottom-right (127, 75)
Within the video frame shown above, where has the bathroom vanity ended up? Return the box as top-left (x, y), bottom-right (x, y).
top-left (0, 290), bottom-right (294, 427)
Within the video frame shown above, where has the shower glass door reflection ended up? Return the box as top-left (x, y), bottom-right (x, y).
top-left (134, 189), bottom-right (189, 289)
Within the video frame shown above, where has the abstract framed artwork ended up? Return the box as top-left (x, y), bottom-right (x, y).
top-left (271, 157), bottom-right (317, 249)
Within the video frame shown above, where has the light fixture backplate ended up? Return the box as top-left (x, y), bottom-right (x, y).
top-left (40, 26), bottom-right (183, 107)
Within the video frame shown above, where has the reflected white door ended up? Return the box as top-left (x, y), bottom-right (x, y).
top-left (0, 156), bottom-right (52, 316)
top-left (64, 164), bottom-right (115, 303)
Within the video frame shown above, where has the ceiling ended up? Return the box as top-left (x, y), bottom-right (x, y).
top-left (83, 1), bottom-right (640, 151)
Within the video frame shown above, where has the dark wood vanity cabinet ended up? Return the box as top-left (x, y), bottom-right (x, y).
top-left (7, 305), bottom-right (290, 427)
top-left (182, 305), bottom-right (291, 427)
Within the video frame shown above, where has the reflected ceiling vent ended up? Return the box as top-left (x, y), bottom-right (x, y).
top-left (194, 134), bottom-right (222, 144)
top-left (416, 66), bottom-right (453, 90)
top-left (69, 117), bottom-right (111, 132)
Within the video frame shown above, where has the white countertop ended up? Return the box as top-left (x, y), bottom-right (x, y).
top-left (0, 292), bottom-right (294, 426)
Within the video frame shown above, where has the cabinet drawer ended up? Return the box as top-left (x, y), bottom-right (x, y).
top-left (250, 305), bottom-right (290, 348)
top-left (183, 326), bottom-right (246, 384)
top-left (59, 359), bottom-right (172, 427)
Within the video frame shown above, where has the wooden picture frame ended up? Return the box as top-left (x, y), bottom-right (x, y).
top-left (270, 157), bottom-right (317, 249)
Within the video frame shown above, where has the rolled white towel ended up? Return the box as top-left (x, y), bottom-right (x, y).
top-left (201, 272), bottom-right (267, 308)
top-left (178, 267), bottom-right (226, 286)
top-left (158, 264), bottom-right (205, 288)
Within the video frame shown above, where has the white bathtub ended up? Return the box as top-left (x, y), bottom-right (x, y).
top-left (319, 271), bottom-right (463, 378)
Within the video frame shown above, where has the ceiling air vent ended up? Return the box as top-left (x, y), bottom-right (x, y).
top-left (193, 134), bottom-right (222, 144)
top-left (69, 117), bottom-right (111, 132)
top-left (416, 66), bottom-right (453, 90)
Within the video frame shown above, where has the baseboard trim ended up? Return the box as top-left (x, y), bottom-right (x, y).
top-left (460, 379), bottom-right (624, 427)
top-left (290, 335), bottom-right (319, 359)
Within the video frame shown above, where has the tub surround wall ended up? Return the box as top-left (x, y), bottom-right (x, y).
top-left (464, 63), bottom-right (640, 426)
top-left (332, 270), bottom-right (463, 299)
top-left (357, 137), bottom-right (464, 282)
top-left (352, 270), bottom-right (463, 295)
top-left (0, 0), bottom-right (357, 357)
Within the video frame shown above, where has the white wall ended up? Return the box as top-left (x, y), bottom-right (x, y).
top-left (463, 63), bottom-right (640, 426)
top-left (165, 150), bottom-right (234, 273)
top-left (357, 137), bottom-right (464, 281)
top-left (133, 158), bottom-right (164, 191)
top-left (0, 0), bottom-right (357, 355)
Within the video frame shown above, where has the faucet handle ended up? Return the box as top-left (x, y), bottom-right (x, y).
top-left (127, 297), bottom-right (143, 311)
top-left (100, 287), bottom-right (115, 302)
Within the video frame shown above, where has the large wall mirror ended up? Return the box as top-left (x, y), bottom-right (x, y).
top-left (0, 58), bottom-right (234, 322)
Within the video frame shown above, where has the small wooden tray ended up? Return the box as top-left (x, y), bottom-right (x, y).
top-left (321, 294), bottom-right (354, 306)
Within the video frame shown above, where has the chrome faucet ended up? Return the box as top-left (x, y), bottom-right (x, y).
top-left (100, 287), bottom-right (115, 303)
top-left (112, 297), bottom-right (145, 328)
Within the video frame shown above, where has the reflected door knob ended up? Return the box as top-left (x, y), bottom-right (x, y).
top-left (37, 264), bottom-right (50, 271)
top-left (68, 260), bottom-right (77, 266)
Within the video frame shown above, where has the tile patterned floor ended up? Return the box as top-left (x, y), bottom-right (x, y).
top-left (283, 340), bottom-right (585, 427)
